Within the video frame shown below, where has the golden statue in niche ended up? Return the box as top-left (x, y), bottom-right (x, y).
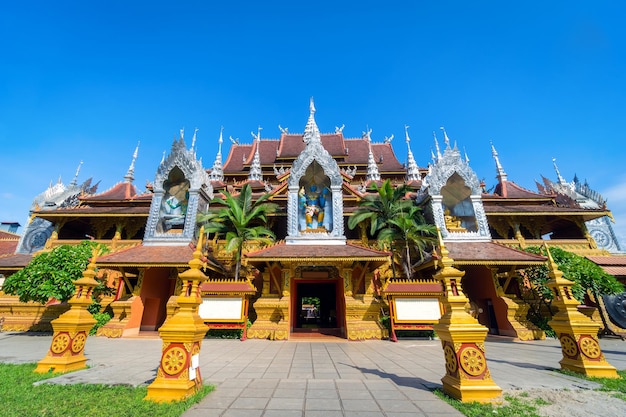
top-left (444, 208), bottom-right (467, 233)
top-left (161, 178), bottom-right (190, 232)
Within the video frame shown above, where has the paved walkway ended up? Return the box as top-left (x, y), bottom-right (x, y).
top-left (1, 332), bottom-right (625, 416)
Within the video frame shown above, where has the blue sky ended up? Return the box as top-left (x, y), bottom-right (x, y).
top-left (1, 1), bottom-right (625, 245)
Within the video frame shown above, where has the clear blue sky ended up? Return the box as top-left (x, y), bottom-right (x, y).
top-left (2, 1), bottom-right (625, 244)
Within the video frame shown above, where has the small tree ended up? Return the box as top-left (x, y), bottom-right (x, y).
top-left (3, 241), bottom-right (111, 305)
top-left (198, 184), bottom-right (278, 280)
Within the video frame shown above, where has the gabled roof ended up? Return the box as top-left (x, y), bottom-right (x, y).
top-left (0, 253), bottom-right (32, 270)
top-left (0, 231), bottom-right (20, 258)
top-left (97, 244), bottom-right (194, 267)
top-left (246, 241), bottom-right (390, 269)
top-left (586, 255), bottom-right (626, 277)
top-left (491, 181), bottom-right (549, 199)
top-left (81, 181), bottom-right (139, 202)
top-left (443, 241), bottom-right (546, 266)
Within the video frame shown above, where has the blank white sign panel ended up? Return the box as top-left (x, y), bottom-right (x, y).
top-left (394, 298), bottom-right (441, 321)
top-left (198, 297), bottom-right (243, 320)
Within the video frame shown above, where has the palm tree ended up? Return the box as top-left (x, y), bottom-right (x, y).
top-left (378, 205), bottom-right (437, 279)
top-left (198, 184), bottom-right (278, 280)
top-left (348, 179), bottom-right (435, 279)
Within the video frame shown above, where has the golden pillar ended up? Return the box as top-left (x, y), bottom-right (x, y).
top-left (35, 252), bottom-right (100, 373)
top-left (145, 230), bottom-right (209, 402)
top-left (545, 246), bottom-right (618, 378)
top-left (433, 232), bottom-right (502, 403)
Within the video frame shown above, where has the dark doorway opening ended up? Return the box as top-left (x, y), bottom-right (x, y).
top-left (293, 282), bottom-right (342, 337)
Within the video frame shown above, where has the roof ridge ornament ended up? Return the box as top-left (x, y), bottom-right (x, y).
top-left (491, 141), bottom-right (507, 183)
top-left (440, 126), bottom-right (451, 149)
top-left (209, 127), bottom-right (225, 182)
top-left (552, 157), bottom-right (567, 185)
top-left (70, 160), bottom-right (83, 187)
top-left (433, 131), bottom-right (442, 160)
top-left (303, 97), bottom-right (321, 144)
top-left (191, 127), bottom-right (199, 151)
top-left (123, 142), bottom-right (140, 184)
top-left (405, 125), bottom-right (420, 181)
top-left (248, 126), bottom-right (263, 181)
top-left (366, 127), bottom-right (381, 181)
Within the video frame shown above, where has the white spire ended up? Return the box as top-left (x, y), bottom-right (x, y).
top-left (248, 126), bottom-right (263, 181)
top-left (491, 141), bottom-right (507, 183)
top-left (70, 160), bottom-right (83, 186)
top-left (552, 157), bottom-right (566, 184)
top-left (160, 150), bottom-right (166, 165)
top-left (464, 147), bottom-right (470, 164)
top-left (124, 142), bottom-right (140, 183)
top-left (179, 127), bottom-right (184, 141)
top-left (433, 131), bottom-right (442, 160)
top-left (303, 97), bottom-right (321, 144)
top-left (209, 127), bottom-right (225, 182)
top-left (366, 129), bottom-right (381, 182)
top-left (405, 125), bottom-right (420, 181)
top-left (191, 127), bottom-right (198, 150)
top-left (440, 126), bottom-right (451, 149)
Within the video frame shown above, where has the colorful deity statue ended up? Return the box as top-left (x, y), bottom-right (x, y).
top-left (300, 184), bottom-right (329, 230)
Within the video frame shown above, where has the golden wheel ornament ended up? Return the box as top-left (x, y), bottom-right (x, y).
top-left (443, 345), bottom-right (458, 374)
top-left (560, 335), bottom-right (578, 357)
top-left (459, 346), bottom-right (486, 376)
top-left (71, 333), bottom-right (87, 353)
top-left (51, 334), bottom-right (70, 354)
top-left (579, 336), bottom-right (601, 359)
top-left (161, 347), bottom-right (187, 376)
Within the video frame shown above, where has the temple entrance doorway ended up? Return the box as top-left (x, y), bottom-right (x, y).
top-left (292, 280), bottom-right (345, 338)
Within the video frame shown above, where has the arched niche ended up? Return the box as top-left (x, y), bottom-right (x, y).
top-left (157, 166), bottom-right (190, 234)
top-left (297, 161), bottom-right (333, 232)
top-left (441, 172), bottom-right (477, 232)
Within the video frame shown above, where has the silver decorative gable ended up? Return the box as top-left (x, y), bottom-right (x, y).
top-left (286, 99), bottom-right (345, 244)
top-left (143, 136), bottom-right (212, 246)
top-left (421, 133), bottom-right (491, 241)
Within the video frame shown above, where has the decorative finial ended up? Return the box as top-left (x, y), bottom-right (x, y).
top-left (210, 127), bottom-right (225, 182)
top-left (552, 157), bottom-right (566, 184)
top-left (161, 150), bottom-right (166, 165)
top-left (309, 97), bottom-right (316, 114)
top-left (124, 142), bottom-right (140, 183)
top-left (335, 124), bottom-right (345, 133)
top-left (248, 126), bottom-right (263, 181)
top-left (440, 126), bottom-right (450, 148)
top-left (405, 125), bottom-right (420, 181)
top-left (278, 124), bottom-right (288, 134)
top-left (303, 98), bottom-right (322, 144)
top-left (229, 135), bottom-right (239, 145)
top-left (433, 131), bottom-right (442, 160)
top-left (366, 130), bottom-right (381, 182)
top-left (491, 141), bottom-right (507, 183)
top-left (191, 128), bottom-right (199, 150)
top-left (70, 160), bottom-right (83, 186)
top-left (464, 147), bottom-right (470, 163)
top-left (179, 127), bottom-right (184, 141)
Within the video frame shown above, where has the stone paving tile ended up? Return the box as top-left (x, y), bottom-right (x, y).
top-left (304, 411), bottom-right (343, 417)
top-left (263, 410), bottom-right (304, 417)
top-left (338, 389), bottom-right (375, 400)
top-left (248, 378), bottom-right (280, 388)
top-left (229, 396), bottom-right (270, 409)
top-left (374, 399), bottom-right (420, 413)
top-left (182, 407), bottom-right (225, 417)
top-left (266, 397), bottom-right (305, 410)
top-left (306, 388), bottom-right (339, 399)
top-left (414, 399), bottom-right (461, 414)
top-left (238, 388), bottom-right (275, 398)
top-left (345, 412), bottom-right (399, 417)
top-left (273, 388), bottom-right (307, 398)
top-left (222, 409), bottom-right (263, 417)
top-left (305, 398), bottom-right (342, 410)
top-left (362, 379), bottom-right (398, 390)
top-left (278, 379), bottom-right (308, 388)
top-left (209, 387), bottom-right (244, 398)
top-left (192, 395), bottom-right (235, 409)
top-left (341, 399), bottom-right (381, 412)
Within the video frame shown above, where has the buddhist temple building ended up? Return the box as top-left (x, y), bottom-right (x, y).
top-left (1, 99), bottom-right (624, 340)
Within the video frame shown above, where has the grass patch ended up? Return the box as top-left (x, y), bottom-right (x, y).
top-left (0, 363), bottom-right (213, 417)
top-left (434, 390), bottom-right (547, 417)
top-left (560, 369), bottom-right (626, 401)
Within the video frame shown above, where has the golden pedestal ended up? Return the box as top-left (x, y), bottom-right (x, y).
top-left (35, 255), bottom-right (100, 374)
top-left (433, 233), bottom-right (502, 403)
top-left (145, 231), bottom-right (209, 403)
top-left (545, 247), bottom-right (618, 378)
top-left (345, 295), bottom-right (386, 340)
top-left (247, 296), bottom-right (290, 340)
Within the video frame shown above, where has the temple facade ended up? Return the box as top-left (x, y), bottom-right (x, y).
top-left (1, 100), bottom-right (623, 340)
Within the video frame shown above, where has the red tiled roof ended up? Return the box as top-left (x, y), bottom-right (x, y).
top-left (586, 256), bottom-right (626, 266)
top-left (0, 239), bottom-right (19, 257)
top-left (0, 231), bottom-right (20, 240)
top-left (223, 143), bottom-right (253, 173)
top-left (444, 242), bottom-right (546, 265)
top-left (97, 244), bottom-right (194, 266)
top-left (82, 181), bottom-right (138, 201)
top-left (0, 253), bottom-right (32, 269)
top-left (246, 242), bottom-right (390, 263)
top-left (599, 266), bottom-right (626, 277)
top-left (492, 181), bottom-right (547, 199)
top-left (483, 204), bottom-right (609, 218)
